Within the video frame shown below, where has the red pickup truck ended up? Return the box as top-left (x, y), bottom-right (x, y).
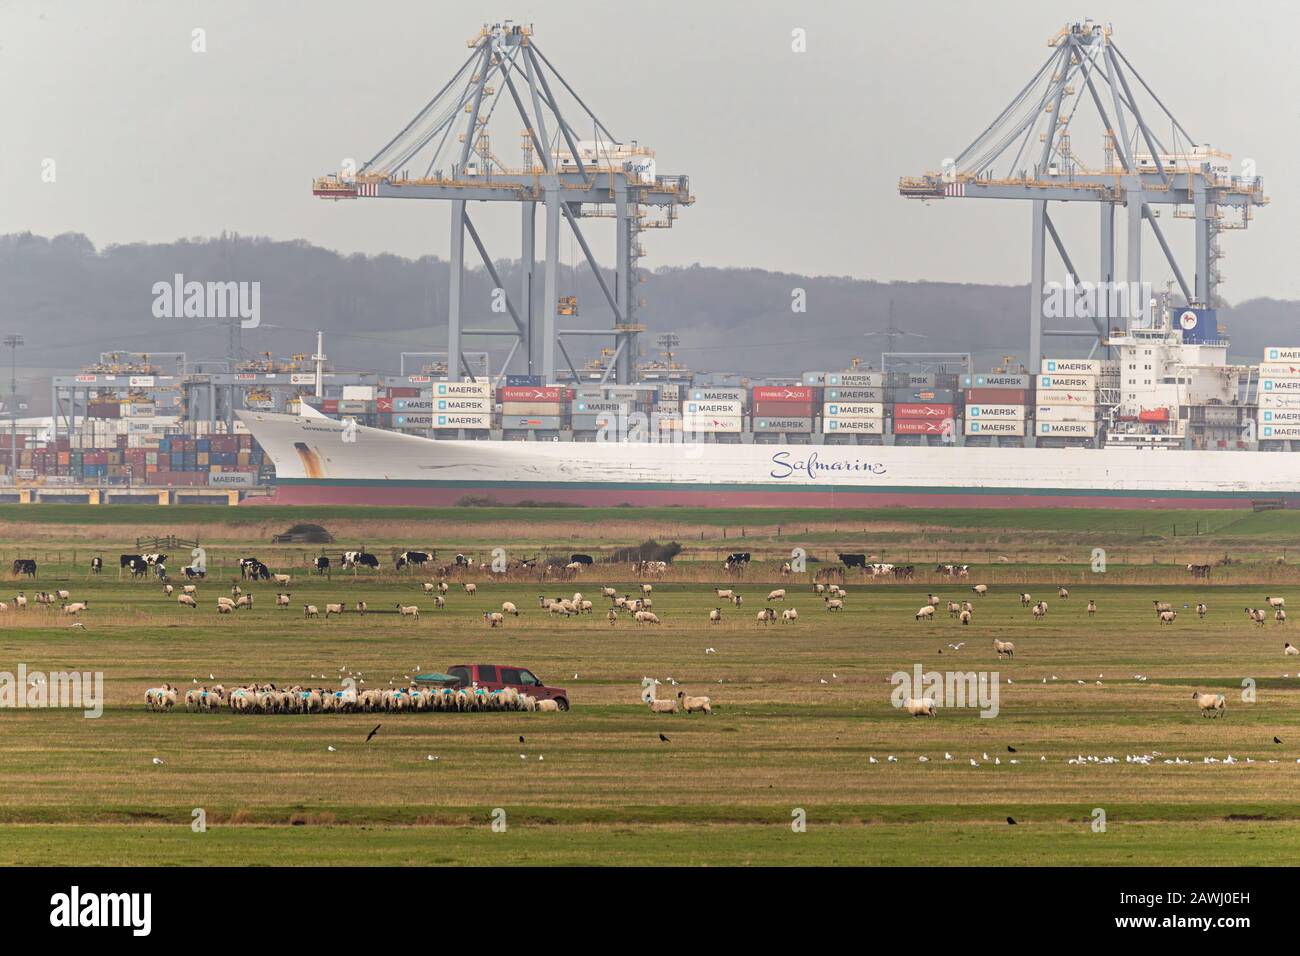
top-left (446, 663), bottom-right (570, 711)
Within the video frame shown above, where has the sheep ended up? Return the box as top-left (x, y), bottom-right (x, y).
top-left (993, 639), bottom-right (1014, 658)
top-left (1266, 596), bottom-right (1286, 609)
top-left (766, 589), bottom-right (786, 602)
top-left (13, 594), bottom-right (26, 609)
top-left (640, 584), bottom-right (653, 594)
top-left (217, 595), bottom-right (235, 608)
top-left (971, 584), bottom-right (988, 596)
top-left (959, 609), bottom-right (971, 625)
top-left (1192, 691), bottom-right (1225, 718)
top-left (535, 699), bottom-right (560, 713)
top-left (903, 697), bottom-right (936, 718)
top-left (234, 594), bottom-right (254, 610)
top-left (915, 605), bottom-right (935, 622)
top-left (548, 602), bottom-right (572, 618)
top-left (756, 607), bottom-right (777, 624)
top-left (1158, 610), bottom-right (1177, 624)
top-left (182, 584), bottom-right (197, 595)
top-left (782, 608), bottom-right (799, 623)
top-left (677, 691), bottom-right (712, 715)
top-left (1058, 587), bottom-right (1069, 599)
top-left (730, 593), bottom-right (743, 606)
top-left (1019, 593), bottom-right (1032, 606)
top-left (1087, 599), bottom-right (1097, 616)
top-left (607, 609), bottom-right (617, 626)
top-left (422, 582), bottom-right (435, 593)
top-left (396, 604), bottom-right (420, 619)
top-left (463, 583), bottom-right (477, 595)
top-left (304, 604), bottom-right (319, 618)
top-left (634, 610), bottom-right (661, 625)
top-left (648, 698), bottom-right (678, 714)
top-left (1196, 602), bottom-right (1207, 619)
top-left (708, 608), bottom-right (723, 624)
top-left (961, 600), bottom-right (974, 613)
top-left (55, 589), bottom-right (70, 600)
top-left (601, 587), bottom-right (617, 599)
top-left (217, 602), bottom-right (234, 614)
top-left (1285, 643), bottom-right (1299, 656)
top-left (273, 573), bottom-right (292, 586)
top-left (230, 585), bottom-right (242, 597)
top-left (714, 588), bottom-right (734, 600)
top-left (1244, 607), bottom-right (1267, 626)
top-left (325, 603), bottom-right (346, 618)
top-left (0, 602), bottom-right (8, 612)
top-left (947, 601), bottom-right (961, 618)
top-left (814, 583), bottom-right (826, 594)
top-left (1153, 600), bottom-right (1172, 614)
top-left (1277, 609), bottom-right (1288, 625)
top-left (825, 599), bottom-right (844, 612)
top-left (926, 593), bottom-right (941, 607)
top-left (483, 611), bottom-right (505, 627)
top-left (579, 600), bottom-right (594, 613)
top-left (1032, 601), bottom-right (1047, 620)
top-left (437, 581), bottom-right (449, 594)
top-left (502, 601), bottom-right (519, 616)
top-left (60, 601), bottom-right (88, 615)
top-left (145, 685), bottom-right (178, 712)
top-left (276, 592), bottom-right (291, 608)
top-left (434, 595), bottom-right (446, 608)
top-left (177, 594), bottom-right (197, 608)
top-left (163, 584), bottom-right (174, 597)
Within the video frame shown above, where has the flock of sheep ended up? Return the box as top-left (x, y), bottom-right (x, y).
top-left (145, 682), bottom-right (560, 714)
top-left (2, 590), bottom-right (88, 615)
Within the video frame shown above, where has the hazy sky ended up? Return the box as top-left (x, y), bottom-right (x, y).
top-left (4, 0), bottom-right (1298, 301)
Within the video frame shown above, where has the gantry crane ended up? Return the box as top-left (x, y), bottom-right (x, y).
top-left (899, 19), bottom-right (1267, 363)
top-left (313, 20), bottom-right (693, 385)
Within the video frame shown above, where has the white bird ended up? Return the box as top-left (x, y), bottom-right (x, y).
top-left (944, 752), bottom-right (953, 760)
top-left (832, 673), bottom-right (839, 679)
top-left (995, 757), bottom-right (1001, 765)
top-left (327, 746), bottom-right (337, 752)
top-left (819, 678), bottom-right (828, 684)
top-left (1008, 759), bottom-right (1020, 764)
top-left (886, 755), bottom-right (897, 763)
top-left (969, 758), bottom-right (980, 767)
top-left (152, 757), bottom-right (164, 765)
top-left (573, 673), bottom-right (579, 679)
top-left (519, 754), bottom-right (527, 760)
top-left (538, 756), bottom-right (544, 761)
top-left (705, 648), bottom-right (716, 654)
top-left (982, 752), bottom-right (989, 761)
top-left (70, 622), bottom-right (86, 629)
top-left (868, 756), bottom-right (878, 764)
top-left (918, 756), bottom-right (929, 763)
top-left (427, 755), bottom-right (438, 761)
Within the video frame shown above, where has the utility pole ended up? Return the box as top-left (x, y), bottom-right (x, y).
top-left (313, 331), bottom-right (326, 398)
top-left (4, 334), bottom-right (23, 484)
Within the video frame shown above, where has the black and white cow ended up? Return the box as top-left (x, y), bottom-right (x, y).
top-left (569, 554), bottom-right (594, 566)
top-left (119, 554), bottom-right (143, 575)
top-left (724, 552), bottom-right (751, 572)
top-left (142, 553), bottom-right (168, 567)
top-left (239, 557), bottom-right (270, 580)
top-left (125, 557), bottom-right (149, 579)
top-left (90, 556), bottom-right (103, 574)
top-left (395, 551), bottom-right (431, 571)
top-left (182, 565), bottom-right (206, 580)
top-left (314, 556), bottom-right (331, 575)
top-left (343, 551), bottom-right (380, 571)
top-left (11, 559), bottom-right (36, 578)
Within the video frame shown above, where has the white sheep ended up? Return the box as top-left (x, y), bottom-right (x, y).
top-left (927, 594), bottom-right (941, 607)
top-left (1158, 610), bottom-right (1177, 624)
top-left (182, 584), bottom-right (197, 595)
top-left (714, 588), bottom-right (734, 600)
top-left (535, 699), bottom-right (560, 713)
top-left (304, 604), bottom-right (319, 618)
top-left (325, 603), bottom-right (345, 618)
top-left (422, 582), bottom-right (435, 593)
top-left (463, 583), bottom-right (477, 595)
top-left (1087, 599), bottom-right (1097, 616)
top-left (640, 584), bottom-right (653, 594)
top-left (1058, 587), bottom-right (1069, 599)
top-left (782, 608), bottom-right (798, 623)
top-left (708, 608), bottom-right (722, 624)
top-left (915, 605), bottom-right (935, 622)
top-left (177, 594), bottom-right (197, 608)
top-left (60, 601), bottom-right (88, 615)
top-left (755, 607), bottom-right (776, 624)
top-left (971, 584), bottom-right (988, 596)
top-left (1019, 593), bottom-right (1032, 606)
top-left (677, 691), bottom-right (711, 715)
top-left (437, 581), bottom-right (449, 594)
top-left (502, 601), bottom-right (518, 616)
top-left (959, 609), bottom-right (971, 625)
top-left (1266, 596), bottom-right (1286, 609)
top-left (217, 602), bottom-right (233, 614)
top-left (825, 599), bottom-right (844, 612)
top-left (434, 595), bottom-right (446, 608)
top-left (993, 639), bottom-right (1014, 658)
top-left (1277, 609), bottom-right (1287, 624)
top-left (766, 589), bottom-right (786, 602)
top-left (903, 697), bottom-right (936, 717)
top-left (648, 698), bottom-right (678, 714)
top-left (1196, 602), bottom-right (1207, 619)
top-left (484, 611), bottom-right (505, 627)
top-left (273, 573), bottom-right (292, 586)
top-left (634, 610), bottom-right (661, 625)
top-left (947, 601), bottom-right (961, 617)
top-left (396, 604), bottom-right (420, 618)
top-left (276, 592), bottom-right (291, 608)
top-left (163, 584), bottom-right (174, 596)
top-left (56, 589), bottom-right (70, 600)
top-left (1192, 691), bottom-right (1225, 718)
top-left (1285, 642), bottom-right (1299, 656)
top-left (1032, 602), bottom-right (1047, 620)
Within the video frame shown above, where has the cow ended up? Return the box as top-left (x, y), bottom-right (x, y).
top-left (724, 552), bottom-right (751, 572)
top-left (121, 557), bottom-right (149, 579)
top-left (569, 554), bottom-right (594, 566)
top-left (11, 559), bottom-right (36, 578)
top-left (839, 553), bottom-right (868, 569)
top-left (182, 565), bottom-right (206, 580)
top-left (239, 558), bottom-right (270, 581)
top-left (314, 556), bottom-right (331, 575)
top-left (119, 554), bottom-right (144, 575)
top-left (893, 565), bottom-right (915, 580)
top-left (1187, 563), bottom-right (1212, 579)
top-left (90, 556), bottom-right (103, 575)
top-left (142, 553), bottom-right (168, 567)
top-left (343, 551), bottom-right (380, 571)
top-left (395, 551), bottom-right (432, 571)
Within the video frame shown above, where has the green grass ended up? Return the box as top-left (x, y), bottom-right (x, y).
top-left (2, 561), bottom-right (1300, 864)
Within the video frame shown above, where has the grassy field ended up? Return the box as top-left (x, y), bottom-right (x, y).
top-left (1, 506), bottom-right (1299, 865)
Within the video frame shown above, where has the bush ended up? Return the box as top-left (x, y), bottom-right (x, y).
top-left (610, 539), bottom-right (683, 564)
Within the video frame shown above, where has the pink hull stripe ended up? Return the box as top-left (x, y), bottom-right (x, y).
top-left (246, 485), bottom-right (1259, 510)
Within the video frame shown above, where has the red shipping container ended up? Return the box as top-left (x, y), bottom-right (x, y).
top-left (752, 402), bottom-right (815, 418)
top-left (387, 387), bottom-right (420, 398)
top-left (321, 400), bottom-right (338, 413)
top-left (892, 419), bottom-right (950, 435)
top-left (894, 403), bottom-right (955, 419)
top-left (501, 385), bottom-right (566, 402)
top-left (752, 385), bottom-right (817, 403)
top-left (963, 388), bottom-right (1027, 404)
top-left (376, 397), bottom-right (394, 413)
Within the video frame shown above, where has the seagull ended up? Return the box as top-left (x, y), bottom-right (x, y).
top-left (887, 755), bottom-right (897, 763)
top-left (944, 752), bottom-right (953, 761)
top-left (538, 756), bottom-right (544, 761)
top-left (152, 757), bottom-right (164, 765)
top-left (705, 648), bottom-right (716, 654)
top-left (520, 754), bottom-right (527, 760)
top-left (427, 755), bottom-right (438, 761)
top-left (70, 622), bottom-right (85, 629)
top-left (970, 758), bottom-right (979, 767)
top-left (819, 678), bottom-right (828, 685)
top-left (573, 673), bottom-right (579, 680)
top-left (868, 756), bottom-right (878, 764)
top-left (982, 752), bottom-right (989, 761)
top-left (327, 745), bottom-right (337, 752)
top-left (365, 724), bottom-right (381, 743)
top-left (918, 756), bottom-right (929, 762)
top-left (832, 673), bottom-right (839, 679)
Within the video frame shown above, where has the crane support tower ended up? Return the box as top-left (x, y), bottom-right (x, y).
top-left (313, 21), bottom-right (693, 385)
top-left (899, 19), bottom-right (1267, 364)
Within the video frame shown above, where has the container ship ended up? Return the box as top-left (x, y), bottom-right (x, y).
top-left (239, 309), bottom-right (1300, 510)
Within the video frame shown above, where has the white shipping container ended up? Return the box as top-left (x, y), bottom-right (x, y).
top-left (1259, 393), bottom-right (1300, 408)
top-left (435, 381), bottom-right (492, 398)
top-left (682, 415), bottom-right (743, 433)
top-left (688, 388), bottom-right (747, 403)
top-left (821, 402), bottom-right (883, 418)
top-left (428, 413), bottom-right (492, 429)
top-left (1036, 374), bottom-right (1097, 390)
top-left (342, 385), bottom-right (377, 400)
top-left (964, 404), bottom-right (1025, 420)
top-left (1259, 423), bottom-right (1300, 440)
top-left (685, 399), bottom-right (744, 416)
top-left (1258, 364), bottom-right (1300, 379)
top-left (1033, 388), bottom-right (1097, 406)
top-left (1034, 404), bottom-right (1099, 422)
top-left (436, 397), bottom-right (492, 413)
top-left (826, 372), bottom-right (884, 388)
top-left (1259, 409), bottom-right (1300, 426)
top-left (1041, 359), bottom-right (1100, 375)
top-left (1264, 347), bottom-right (1300, 362)
top-left (964, 419), bottom-right (1026, 436)
top-left (1261, 379), bottom-right (1300, 394)
top-left (1036, 420), bottom-right (1097, 437)
top-left (821, 418), bottom-right (883, 434)
top-left (499, 402), bottom-right (561, 416)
